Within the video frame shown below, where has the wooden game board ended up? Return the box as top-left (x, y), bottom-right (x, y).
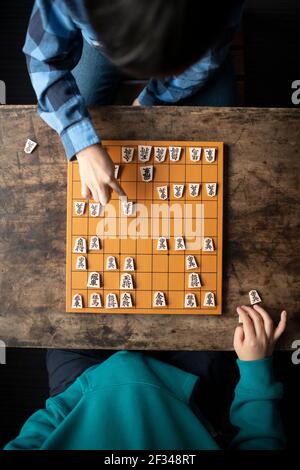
top-left (66, 140), bottom-right (223, 315)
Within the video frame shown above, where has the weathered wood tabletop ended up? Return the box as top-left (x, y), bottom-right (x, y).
top-left (0, 105), bottom-right (299, 350)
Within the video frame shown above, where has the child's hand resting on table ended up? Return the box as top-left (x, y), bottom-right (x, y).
top-left (234, 304), bottom-right (287, 361)
top-left (77, 144), bottom-right (126, 205)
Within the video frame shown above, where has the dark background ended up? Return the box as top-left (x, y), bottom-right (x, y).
top-left (0, 0), bottom-right (299, 450)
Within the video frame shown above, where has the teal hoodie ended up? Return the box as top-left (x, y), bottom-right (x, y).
top-left (4, 351), bottom-right (285, 450)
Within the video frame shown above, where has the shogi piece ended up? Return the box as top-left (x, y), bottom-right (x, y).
top-left (157, 237), bottom-right (168, 251)
top-left (114, 165), bottom-right (120, 179)
top-left (189, 147), bottom-right (201, 161)
top-left (72, 294), bottom-right (83, 309)
top-left (185, 293), bottom-right (197, 308)
top-left (249, 290), bottom-right (262, 305)
top-left (186, 255), bottom-right (198, 270)
top-left (188, 273), bottom-right (201, 288)
top-left (122, 200), bottom-right (134, 216)
top-left (24, 138), bottom-right (37, 154)
top-left (153, 292), bottom-right (166, 307)
top-left (89, 293), bottom-right (101, 308)
top-left (106, 293), bottom-right (118, 308)
top-left (76, 255), bottom-right (87, 270)
top-left (157, 185), bottom-right (168, 200)
top-left (173, 184), bottom-right (184, 198)
top-left (89, 236), bottom-right (101, 251)
top-left (87, 272), bottom-right (101, 288)
top-left (189, 183), bottom-right (200, 197)
top-left (138, 145), bottom-right (152, 162)
top-left (89, 202), bottom-right (101, 217)
top-left (204, 148), bottom-right (216, 163)
top-left (120, 273), bottom-right (134, 290)
top-left (122, 147), bottom-right (134, 162)
top-left (205, 183), bottom-right (217, 198)
top-left (74, 201), bottom-right (86, 216)
top-left (203, 237), bottom-right (214, 252)
top-left (73, 237), bottom-right (87, 254)
top-left (140, 166), bottom-right (153, 182)
top-left (106, 256), bottom-right (118, 270)
top-left (175, 236), bottom-right (186, 251)
top-left (124, 257), bottom-right (135, 271)
top-left (154, 147), bottom-right (167, 162)
top-left (203, 292), bottom-right (215, 307)
top-left (169, 146), bottom-right (182, 161)
top-left (120, 292), bottom-right (133, 308)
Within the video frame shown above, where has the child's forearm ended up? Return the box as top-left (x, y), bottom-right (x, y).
top-left (229, 357), bottom-right (285, 450)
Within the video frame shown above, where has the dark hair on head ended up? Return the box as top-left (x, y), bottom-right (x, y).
top-left (85, 0), bottom-right (235, 77)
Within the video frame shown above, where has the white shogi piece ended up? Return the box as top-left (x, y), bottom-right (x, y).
top-left (185, 293), bottom-right (197, 308)
top-left (89, 293), bottom-right (102, 308)
top-left (76, 255), bottom-right (87, 270)
top-left (153, 291), bottom-right (166, 307)
top-left (120, 273), bottom-right (134, 290)
top-left (169, 146), bottom-right (182, 162)
top-left (175, 236), bottom-right (186, 251)
top-left (249, 290), bottom-right (262, 305)
top-left (140, 166), bottom-right (154, 182)
top-left (72, 293), bottom-right (83, 309)
top-left (203, 237), bottom-right (215, 252)
top-left (122, 200), bottom-right (134, 216)
top-left (120, 292), bottom-right (133, 308)
top-left (122, 146), bottom-right (134, 163)
top-left (138, 145), bottom-right (152, 162)
top-left (106, 293), bottom-right (118, 308)
top-left (203, 292), bottom-right (216, 307)
top-left (89, 236), bottom-right (101, 251)
top-left (157, 237), bottom-right (168, 251)
top-left (24, 138), bottom-right (37, 154)
top-left (188, 273), bottom-right (201, 288)
top-left (114, 165), bottom-right (120, 179)
top-left (189, 147), bottom-right (201, 162)
top-left (87, 272), bottom-right (101, 288)
top-left (173, 184), bottom-right (185, 198)
top-left (204, 148), bottom-right (216, 163)
top-left (106, 256), bottom-right (118, 270)
top-left (205, 183), bottom-right (217, 198)
top-left (154, 146), bottom-right (167, 162)
top-left (189, 183), bottom-right (200, 197)
top-left (157, 185), bottom-right (168, 200)
top-left (124, 257), bottom-right (135, 271)
top-left (74, 201), bottom-right (86, 216)
top-left (186, 255), bottom-right (198, 270)
top-left (73, 237), bottom-right (87, 254)
top-left (89, 202), bottom-right (101, 217)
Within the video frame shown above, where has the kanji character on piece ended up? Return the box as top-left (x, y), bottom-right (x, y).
top-left (154, 147), bottom-right (167, 162)
top-left (106, 256), bottom-right (117, 270)
top-left (173, 184), bottom-right (184, 198)
top-left (122, 201), bottom-right (134, 216)
top-left (188, 273), bottom-right (201, 288)
top-left (203, 292), bottom-right (215, 307)
top-left (73, 237), bottom-right (87, 254)
top-left (157, 237), bottom-right (168, 251)
top-left (203, 237), bottom-right (214, 252)
top-left (76, 255), bottom-right (87, 270)
top-left (74, 201), bottom-right (85, 216)
top-left (120, 273), bottom-right (134, 290)
top-left (89, 236), bottom-right (101, 251)
top-left (138, 145), bottom-right (152, 162)
top-left (24, 138), bottom-right (37, 154)
top-left (122, 146), bottom-right (134, 162)
top-left (157, 186), bottom-right (168, 200)
top-left (189, 147), bottom-right (201, 161)
top-left (204, 148), bottom-right (216, 163)
top-left (140, 166), bottom-right (153, 182)
top-left (87, 272), bottom-right (101, 288)
top-left (153, 291), bottom-right (166, 307)
top-left (114, 165), bottom-right (120, 179)
top-left (175, 236), bottom-right (186, 250)
top-left (124, 257), bottom-right (135, 271)
top-left (169, 146), bottom-right (182, 162)
top-left (120, 292), bottom-right (133, 308)
top-left (89, 293), bottom-right (101, 308)
top-left (89, 202), bottom-right (101, 217)
top-left (249, 290), bottom-right (262, 305)
top-left (186, 255), bottom-right (198, 270)
top-left (189, 183), bottom-right (200, 197)
top-left (205, 183), bottom-right (217, 198)
top-left (72, 294), bottom-right (83, 309)
top-left (185, 293), bottom-right (197, 308)
top-left (106, 293), bottom-right (118, 308)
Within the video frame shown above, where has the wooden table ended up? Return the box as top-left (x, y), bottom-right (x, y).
top-left (0, 105), bottom-right (299, 350)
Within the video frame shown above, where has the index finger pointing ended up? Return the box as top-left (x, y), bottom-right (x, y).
top-left (109, 178), bottom-right (126, 197)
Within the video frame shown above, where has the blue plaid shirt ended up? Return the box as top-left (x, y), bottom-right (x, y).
top-left (24, 0), bottom-right (244, 160)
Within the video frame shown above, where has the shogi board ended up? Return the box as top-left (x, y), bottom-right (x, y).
top-left (66, 140), bottom-right (223, 315)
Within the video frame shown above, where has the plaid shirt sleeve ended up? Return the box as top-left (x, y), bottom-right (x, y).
top-left (138, 0), bottom-right (245, 106)
top-left (23, 0), bottom-right (100, 160)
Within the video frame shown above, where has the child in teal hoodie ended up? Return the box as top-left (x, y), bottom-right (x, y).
top-left (4, 304), bottom-right (287, 450)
